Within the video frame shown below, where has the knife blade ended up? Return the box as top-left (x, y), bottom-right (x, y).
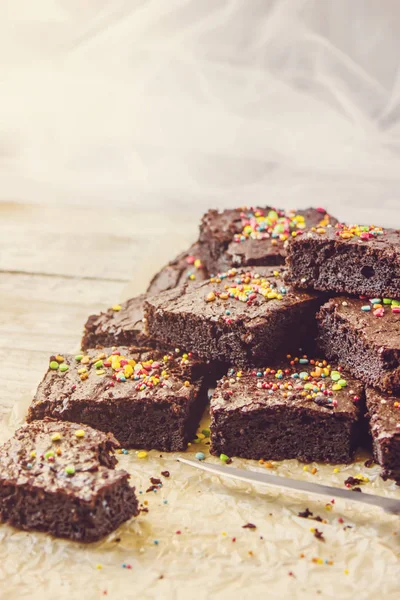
top-left (178, 458), bottom-right (400, 514)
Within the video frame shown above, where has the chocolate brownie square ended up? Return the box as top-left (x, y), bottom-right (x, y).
top-left (144, 267), bottom-right (323, 368)
top-left (82, 295), bottom-right (152, 350)
top-left (0, 419), bottom-right (138, 542)
top-left (210, 356), bottom-right (364, 463)
top-left (147, 242), bottom-right (208, 294)
top-left (286, 224), bottom-right (400, 298)
top-left (199, 207), bottom-right (336, 274)
top-left (27, 348), bottom-right (209, 452)
top-left (317, 297), bottom-right (400, 393)
top-left (366, 388), bottom-right (400, 483)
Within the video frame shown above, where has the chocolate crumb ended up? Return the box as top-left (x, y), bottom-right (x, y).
top-left (298, 508), bottom-right (313, 519)
top-left (242, 523), bottom-right (256, 529)
top-left (146, 485), bottom-right (159, 493)
top-left (314, 528), bottom-right (325, 542)
top-left (161, 471), bottom-right (170, 478)
top-left (150, 477), bottom-right (162, 485)
top-left (314, 516), bottom-right (324, 523)
top-left (344, 476), bottom-right (362, 487)
top-left (352, 487), bottom-right (362, 493)
top-left (364, 458), bottom-right (374, 468)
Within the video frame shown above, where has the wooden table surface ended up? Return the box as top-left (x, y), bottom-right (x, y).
top-left (0, 201), bottom-right (198, 427)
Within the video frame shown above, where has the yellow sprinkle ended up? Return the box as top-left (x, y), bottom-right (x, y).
top-left (310, 527), bottom-right (315, 533)
top-left (303, 466), bottom-right (309, 472)
top-left (112, 304), bottom-right (122, 312)
top-left (273, 271), bottom-right (280, 277)
top-left (80, 373), bottom-right (89, 381)
top-left (197, 433), bottom-right (206, 440)
top-left (333, 468), bottom-right (340, 473)
top-left (344, 569), bottom-right (349, 575)
top-left (77, 367), bottom-right (87, 374)
top-left (96, 369), bottom-right (105, 376)
top-left (124, 365), bottom-right (134, 378)
top-left (81, 356), bottom-right (90, 365)
top-left (96, 564), bottom-right (103, 570)
top-left (184, 381), bottom-right (190, 387)
top-left (194, 259), bottom-right (202, 269)
top-left (75, 430), bottom-right (85, 438)
top-left (332, 383), bottom-right (342, 391)
top-left (222, 532), bottom-right (226, 536)
top-left (51, 432), bottom-right (62, 442)
top-left (325, 503), bottom-right (332, 511)
top-left (206, 292), bottom-right (216, 302)
top-left (55, 355), bottom-right (65, 363)
top-left (317, 558), bottom-right (323, 565)
top-left (137, 451), bottom-right (148, 459)
top-left (30, 451), bottom-right (36, 458)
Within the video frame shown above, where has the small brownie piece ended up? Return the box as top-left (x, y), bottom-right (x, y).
top-left (0, 420), bottom-right (138, 542)
top-left (82, 295), bottom-right (152, 350)
top-left (210, 356), bottom-right (364, 463)
top-left (144, 267), bottom-right (322, 368)
top-left (286, 224), bottom-right (400, 298)
top-left (366, 388), bottom-right (400, 483)
top-left (317, 297), bottom-right (400, 393)
top-left (28, 348), bottom-right (209, 452)
top-left (147, 242), bottom-right (208, 294)
top-left (199, 207), bottom-right (336, 274)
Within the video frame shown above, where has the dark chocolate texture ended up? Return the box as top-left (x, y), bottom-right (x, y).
top-left (0, 419), bottom-right (138, 542)
top-left (28, 347), bottom-right (210, 452)
top-left (366, 388), bottom-right (400, 483)
top-left (82, 295), bottom-right (151, 350)
top-left (317, 296), bottom-right (400, 393)
top-left (199, 207), bottom-right (336, 273)
top-left (147, 242), bottom-right (208, 294)
top-left (144, 267), bottom-right (322, 368)
top-left (286, 224), bottom-right (400, 298)
top-left (210, 357), bottom-right (364, 463)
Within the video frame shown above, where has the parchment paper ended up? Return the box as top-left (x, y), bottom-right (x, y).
top-left (0, 288), bottom-right (399, 600)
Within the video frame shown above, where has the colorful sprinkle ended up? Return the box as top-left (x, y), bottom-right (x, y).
top-left (65, 465), bottom-right (76, 475)
top-left (137, 451), bottom-right (148, 459)
top-left (195, 452), bottom-right (205, 461)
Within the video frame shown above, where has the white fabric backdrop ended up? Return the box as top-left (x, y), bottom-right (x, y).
top-left (1, 0), bottom-right (400, 225)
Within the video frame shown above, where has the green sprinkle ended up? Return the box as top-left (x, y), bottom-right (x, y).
top-left (331, 371), bottom-right (341, 381)
top-left (59, 364), bottom-right (69, 372)
top-left (304, 383), bottom-right (314, 390)
top-left (65, 465), bottom-right (76, 476)
top-left (94, 360), bottom-right (103, 369)
top-left (338, 379), bottom-right (347, 387)
top-left (392, 300), bottom-right (400, 307)
top-left (44, 451), bottom-right (54, 460)
top-left (75, 354), bottom-right (83, 362)
top-left (202, 428), bottom-right (211, 438)
top-left (220, 453), bottom-right (230, 463)
top-left (49, 361), bottom-right (59, 370)
top-left (383, 298), bottom-right (393, 305)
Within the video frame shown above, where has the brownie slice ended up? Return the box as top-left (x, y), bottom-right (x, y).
top-left (366, 388), bottom-right (400, 483)
top-left (0, 419), bottom-right (138, 542)
top-left (82, 295), bottom-right (152, 350)
top-left (199, 206), bottom-right (336, 274)
top-left (317, 297), bottom-right (400, 393)
top-left (27, 348), bottom-right (210, 452)
top-left (147, 242), bottom-right (208, 294)
top-left (210, 356), bottom-right (364, 463)
top-left (144, 267), bottom-right (323, 368)
top-left (286, 224), bottom-right (400, 298)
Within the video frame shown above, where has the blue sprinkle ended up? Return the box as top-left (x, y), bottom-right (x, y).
top-left (154, 540), bottom-right (159, 545)
top-left (163, 500), bottom-right (168, 504)
top-left (153, 488), bottom-right (158, 493)
top-left (276, 373), bottom-right (283, 379)
top-left (122, 563), bottom-right (127, 568)
top-left (256, 372), bottom-right (263, 377)
top-left (361, 305), bottom-right (371, 312)
top-left (139, 491), bottom-right (143, 494)
top-left (195, 452), bottom-right (205, 461)
top-left (280, 287), bottom-right (287, 294)
top-left (225, 310), bottom-right (231, 315)
top-left (122, 449), bottom-right (129, 455)
top-left (26, 463), bottom-right (33, 469)
top-left (291, 373), bottom-right (299, 379)
top-left (299, 358), bottom-right (309, 364)
top-left (119, 375), bottom-right (126, 382)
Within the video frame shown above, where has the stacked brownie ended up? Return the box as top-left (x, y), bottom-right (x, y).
top-left (287, 223), bottom-right (400, 482)
top-left (1, 205), bottom-right (399, 542)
